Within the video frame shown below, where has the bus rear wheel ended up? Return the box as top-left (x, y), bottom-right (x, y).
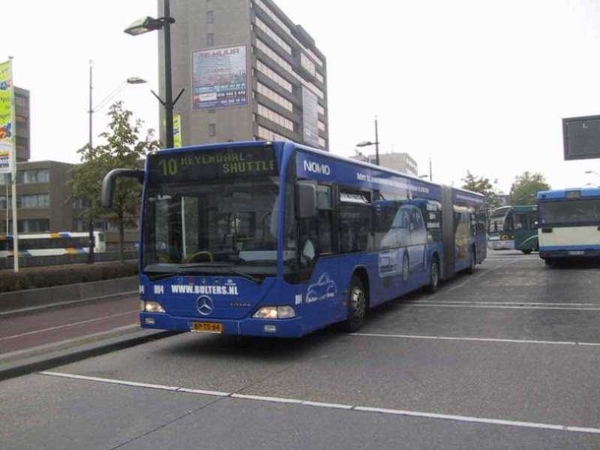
top-left (522, 249), bottom-right (533, 255)
top-left (427, 257), bottom-right (440, 293)
top-left (467, 247), bottom-right (476, 274)
top-left (343, 276), bottom-right (367, 333)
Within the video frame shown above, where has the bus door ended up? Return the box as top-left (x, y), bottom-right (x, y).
top-left (513, 210), bottom-right (538, 253)
top-left (407, 205), bottom-right (427, 271)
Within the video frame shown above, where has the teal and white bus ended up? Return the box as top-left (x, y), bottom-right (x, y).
top-left (537, 188), bottom-right (600, 265)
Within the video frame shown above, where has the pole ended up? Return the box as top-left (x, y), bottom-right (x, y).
top-left (87, 61), bottom-right (95, 264)
top-left (374, 116), bottom-right (380, 166)
top-left (164, 0), bottom-right (174, 149)
top-left (429, 158), bottom-right (432, 181)
top-left (9, 57), bottom-right (18, 272)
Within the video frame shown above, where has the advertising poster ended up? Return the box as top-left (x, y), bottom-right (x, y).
top-left (0, 60), bottom-right (14, 174)
top-left (302, 87), bottom-right (319, 147)
top-left (192, 46), bottom-right (247, 110)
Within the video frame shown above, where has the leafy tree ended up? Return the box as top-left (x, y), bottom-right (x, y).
top-left (510, 171), bottom-right (550, 205)
top-left (70, 101), bottom-right (159, 262)
top-left (461, 171), bottom-right (501, 209)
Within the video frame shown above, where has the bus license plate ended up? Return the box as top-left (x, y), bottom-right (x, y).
top-left (191, 322), bottom-right (223, 333)
top-left (568, 251), bottom-right (585, 256)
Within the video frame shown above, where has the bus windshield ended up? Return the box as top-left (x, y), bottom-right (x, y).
top-left (539, 199), bottom-right (600, 226)
top-left (142, 146), bottom-right (281, 277)
top-left (489, 208), bottom-right (511, 233)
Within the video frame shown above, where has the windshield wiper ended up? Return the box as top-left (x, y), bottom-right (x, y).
top-left (178, 263), bottom-right (262, 284)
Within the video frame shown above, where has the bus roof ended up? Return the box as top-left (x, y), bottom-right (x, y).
top-left (537, 188), bottom-right (600, 200)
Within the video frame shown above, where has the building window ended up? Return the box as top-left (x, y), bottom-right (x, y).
top-left (207, 33), bottom-right (214, 47)
top-left (257, 82), bottom-right (293, 112)
top-left (14, 169), bottom-right (50, 184)
top-left (209, 123), bottom-right (216, 136)
top-left (257, 104), bottom-right (295, 131)
top-left (207, 11), bottom-right (214, 24)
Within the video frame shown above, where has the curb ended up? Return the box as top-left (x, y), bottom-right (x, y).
top-left (0, 327), bottom-right (179, 382)
top-left (0, 291), bottom-right (138, 319)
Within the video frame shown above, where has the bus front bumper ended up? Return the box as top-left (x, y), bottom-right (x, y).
top-left (540, 248), bottom-right (600, 259)
top-left (140, 312), bottom-right (306, 338)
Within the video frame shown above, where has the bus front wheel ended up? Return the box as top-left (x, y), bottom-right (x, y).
top-left (343, 276), bottom-right (367, 333)
top-left (544, 258), bottom-right (554, 266)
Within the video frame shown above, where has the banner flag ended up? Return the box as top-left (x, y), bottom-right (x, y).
top-left (0, 60), bottom-right (15, 174)
top-left (174, 114), bottom-right (182, 148)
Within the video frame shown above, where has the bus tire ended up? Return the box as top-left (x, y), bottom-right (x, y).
top-left (522, 249), bottom-right (533, 255)
top-left (544, 258), bottom-right (554, 266)
top-left (427, 256), bottom-right (440, 293)
top-left (343, 276), bottom-right (367, 333)
top-left (467, 247), bottom-right (476, 274)
top-left (402, 253), bottom-right (410, 282)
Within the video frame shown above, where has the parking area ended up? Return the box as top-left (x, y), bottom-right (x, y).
top-left (2, 252), bottom-right (600, 449)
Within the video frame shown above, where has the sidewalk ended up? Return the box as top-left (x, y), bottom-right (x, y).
top-left (0, 285), bottom-right (177, 382)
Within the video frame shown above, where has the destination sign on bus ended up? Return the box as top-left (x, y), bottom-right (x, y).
top-left (148, 146), bottom-right (277, 183)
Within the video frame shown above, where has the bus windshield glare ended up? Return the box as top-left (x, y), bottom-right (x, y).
top-left (142, 146), bottom-right (281, 277)
top-left (539, 199), bottom-right (600, 225)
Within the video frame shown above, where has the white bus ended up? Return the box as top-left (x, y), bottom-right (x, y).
top-left (0, 231), bottom-right (106, 257)
top-left (537, 188), bottom-right (600, 265)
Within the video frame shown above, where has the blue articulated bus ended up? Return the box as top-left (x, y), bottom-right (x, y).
top-left (103, 141), bottom-right (487, 338)
top-left (538, 188), bottom-right (600, 264)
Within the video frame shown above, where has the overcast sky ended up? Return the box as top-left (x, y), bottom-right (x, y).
top-left (4, 0), bottom-right (600, 192)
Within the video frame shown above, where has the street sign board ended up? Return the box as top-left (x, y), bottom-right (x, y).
top-left (563, 115), bottom-right (600, 160)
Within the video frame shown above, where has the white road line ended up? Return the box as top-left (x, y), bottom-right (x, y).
top-left (352, 333), bottom-right (600, 347)
top-left (38, 371), bottom-right (600, 435)
top-left (0, 310), bottom-right (139, 342)
top-left (404, 303), bottom-right (600, 311)
top-left (416, 301), bottom-right (599, 307)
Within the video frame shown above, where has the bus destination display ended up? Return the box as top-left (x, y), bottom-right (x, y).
top-left (148, 146), bottom-right (277, 182)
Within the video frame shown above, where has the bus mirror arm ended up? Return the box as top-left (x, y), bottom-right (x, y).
top-left (102, 169), bottom-right (145, 208)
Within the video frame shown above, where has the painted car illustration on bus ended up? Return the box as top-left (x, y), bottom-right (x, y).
top-left (306, 273), bottom-right (337, 303)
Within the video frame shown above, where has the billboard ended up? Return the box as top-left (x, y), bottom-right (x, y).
top-left (192, 46), bottom-right (247, 110)
top-left (0, 60), bottom-right (15, 174)
top-left (302, 87), bottom-right (319, 147)
top-left (563, 115), bottom-right (600, 161)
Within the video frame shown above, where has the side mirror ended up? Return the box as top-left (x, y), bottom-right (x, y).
top-left (102, 169), bottom-right (145, 208)
top-left (296, 181), bottom-right (317, 219)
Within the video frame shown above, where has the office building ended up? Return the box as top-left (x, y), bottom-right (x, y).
top-left (161, 0), bottom-right (329, 149)
top-left (14, 87), bottom-right (31, 162)
top-left (352, 151), bottom-right (419, 177)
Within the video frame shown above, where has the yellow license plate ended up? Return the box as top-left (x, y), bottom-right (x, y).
top-left (191, 322), bottom-right (223, 333)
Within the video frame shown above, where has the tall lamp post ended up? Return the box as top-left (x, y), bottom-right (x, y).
top-left (87, 62), bottom-right (146, 264)
top-left (125, 0), bottom-right (184, 149)
top-left (356, 117), bottom-right (380, 166)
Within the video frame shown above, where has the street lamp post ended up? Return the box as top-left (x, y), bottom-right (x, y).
top-left (87, 62), bottom-right (146, 264)
top-left (125, 0), bottom-right (184, 149)
top-left (356, 117), bottom-right (380, 166)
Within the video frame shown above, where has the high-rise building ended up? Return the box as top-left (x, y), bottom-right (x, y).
top-left (160, 0), bottom-right (328, 150)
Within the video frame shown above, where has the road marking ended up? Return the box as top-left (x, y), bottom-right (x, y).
top-left (0, 310), bottom-right (139, 342)
top-left (404, 303), bottom-right (600, 311)
top-left (352, 333), bottom-right (600, 347)
top-left (39, 371), bottom-right (600, 435)
top-left (416, 301), bottom-right (599, 306)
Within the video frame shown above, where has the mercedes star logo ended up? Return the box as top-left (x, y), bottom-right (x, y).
top-left (197, 296), bottom-right (214, 316)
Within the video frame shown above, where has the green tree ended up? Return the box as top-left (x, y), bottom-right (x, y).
top-left (461, 171), bottom-right (501, 209)
top-left (510, 171), bottom-right (550, 205)
top-left (70, 101), bottom-right (159, 262)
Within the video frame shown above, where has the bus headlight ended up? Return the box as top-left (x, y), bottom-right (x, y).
top-left (253, 306), bottom-right (296, 319)
top-left (143, 301), bottom-right (166, 313)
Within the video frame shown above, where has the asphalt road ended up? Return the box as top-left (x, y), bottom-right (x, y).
top-left (2, 252), bottom-right (600, 449)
